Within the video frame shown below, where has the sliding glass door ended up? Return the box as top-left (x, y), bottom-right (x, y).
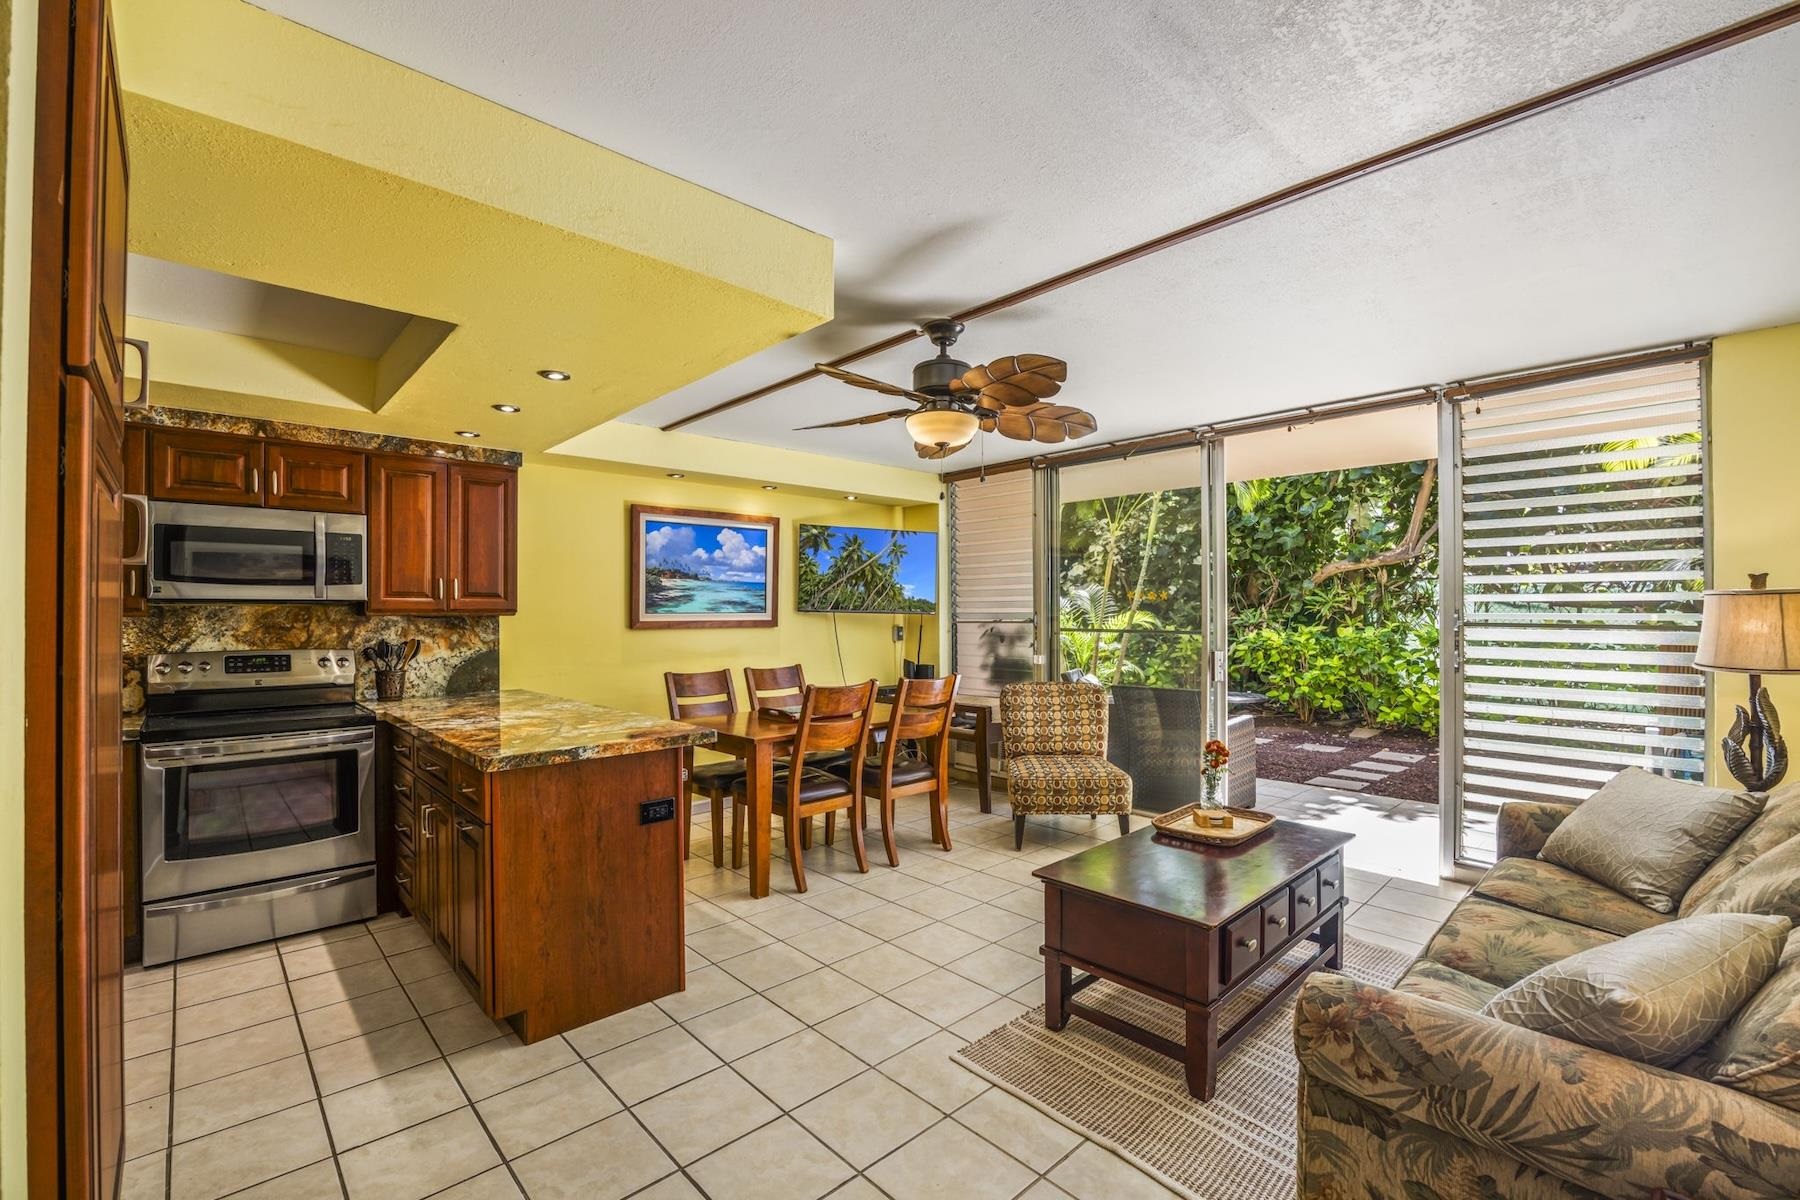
top-left (1052, 448), bottom-right (1228, 812)
top-left (1440, 359), bottom-right (1708, 872)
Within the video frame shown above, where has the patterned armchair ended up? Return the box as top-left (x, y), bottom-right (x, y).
top-left (1000, 682), bottom-right (1132, 850)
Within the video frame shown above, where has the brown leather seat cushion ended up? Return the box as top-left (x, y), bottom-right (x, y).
top-left (732, 767), bottom-right (851, 806)
top-left (691, 760), bottom-right (747, 787)
top-left (830, 756), bottom-right (935, 789)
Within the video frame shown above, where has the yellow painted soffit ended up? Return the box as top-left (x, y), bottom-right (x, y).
top-left (127, 317), bottom-right (375, 411)
top-left (541, 422), bottom-right (944, 506)
top-left (114, 0), bottom-right (829, 313)
top-left (113, 0), bottom-right (833, 453)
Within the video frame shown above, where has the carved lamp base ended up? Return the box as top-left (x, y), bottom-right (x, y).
top-left (1722, 684), bottom-right (1787, 793)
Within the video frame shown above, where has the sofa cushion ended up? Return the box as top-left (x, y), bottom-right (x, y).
top-left (1538, 767), bottom-right (1764, 914)
top-left (1684, 834), bottom-right (1800, 924)
top-left (1394, 959), bottom-right (1501, 1012)
top-left (1005, 755), bottom-right (1132, 815)
top-left (1473, 857), bottom-right (1670, 937)
top-left (1687, 934), bottom-right (1800, 1111)
top-left (1422, 895), bottom-right (1617, 989)
top-left (1682, 781), bottom-right (1800, 916)
top-left (1482, 913), bottom-right (1790, 1067)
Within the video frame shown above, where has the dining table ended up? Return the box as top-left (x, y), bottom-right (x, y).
top-left (681, 696), bottom-right (998, 898)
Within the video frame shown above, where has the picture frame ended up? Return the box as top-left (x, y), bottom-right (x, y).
top-left (629, 504), bottom-right (780, 629)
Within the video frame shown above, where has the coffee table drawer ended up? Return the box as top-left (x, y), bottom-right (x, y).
top-left (1318, 854), bottom-right (1344, 906)
top-left (1291, 870), bottom-right (1320, 927)
top-left (1262, 888), bottom-right (1293, 950)
top-left (1225, 909), bottom-right (1264, 983)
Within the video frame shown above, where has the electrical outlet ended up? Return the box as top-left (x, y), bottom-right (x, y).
top-left (893, 625), bottom-right (905, 642)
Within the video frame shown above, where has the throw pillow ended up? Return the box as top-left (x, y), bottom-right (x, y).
top-left (1683, 782), bottom-right (1800, 915)
top-left (1482, 912), bottom-right (1790, 1066)
top-left (1685, 835), bottom-right (1800, 924)
top-left (1539, 767), bottom-right (1764, 913)
top-left (1688, 934), bottom-right (1800, 1111)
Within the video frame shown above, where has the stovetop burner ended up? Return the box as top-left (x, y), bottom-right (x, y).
top-left (141, 647), bottom-right (370, 744)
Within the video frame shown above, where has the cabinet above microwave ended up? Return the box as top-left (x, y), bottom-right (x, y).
top-left (149, 429), bottom-right (365, 513)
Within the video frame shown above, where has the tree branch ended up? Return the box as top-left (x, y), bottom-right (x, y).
top-left (1310, 462), bottom-right (1437, 585)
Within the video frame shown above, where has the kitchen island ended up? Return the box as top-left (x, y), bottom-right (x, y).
top-left (366, 689), bottom-right (715, 1042)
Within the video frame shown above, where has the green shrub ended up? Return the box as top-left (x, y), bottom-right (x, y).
top-left (1233, 621), bottom-right (1439, 736)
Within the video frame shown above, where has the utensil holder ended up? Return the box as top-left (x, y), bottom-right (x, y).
top-left (374, 669), bottom-right (406, 701)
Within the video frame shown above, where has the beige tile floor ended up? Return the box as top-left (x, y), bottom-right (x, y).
top-left (120, 780), bottom-right (1468, 1200)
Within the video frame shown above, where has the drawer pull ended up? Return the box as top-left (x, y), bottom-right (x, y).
top-left (395, 875), bottom-right (411, 888)
top-left (1269, 915), bottom-right (1288, 930)
top-left (1296, 894), bottom-right (1314, 908)
top-left (394, 745), bottom-right (412, 760)
top-left (1236, 936), bottom-right (1258, 952)
top-left (459, 784), bottom-right (478, 798)
top-left (393, 780), bottom-right (411, 796)
top-left (456, 819), bottom-right (476, 835)
top-left (1322, 878), bottom-right (1338, 890)
top-left (422, 760), bottom-right (445, 776)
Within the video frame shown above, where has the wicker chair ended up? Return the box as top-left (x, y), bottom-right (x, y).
top-left (1000, 681), bottom-right (1133, 849)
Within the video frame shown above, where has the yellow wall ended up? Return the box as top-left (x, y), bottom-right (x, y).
top-left (0, 0), bottom-right (34, 1192)
top-left (500, 461), bottom-right (946, 719)
top-left (1707, 321), bottom-right (1800, 785)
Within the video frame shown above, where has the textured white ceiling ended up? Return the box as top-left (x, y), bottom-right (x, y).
top-left (127, 253), bottom-right (413, 358)
top-left (254, 1), bottom-right (1798, 470)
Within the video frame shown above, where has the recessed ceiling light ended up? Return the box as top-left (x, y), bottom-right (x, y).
top-left (455, 430), bottom-right (481, 439)
top-left (492, 404), bottom-right (521, 414)
top-left (666, 472), bottom-right (686, 479)
top-left (537, 369), bottom-right (571, 381)
top-left (844, 494), bottom-right (858, 501)
top-left (761, 485), bottom-right (778, 491)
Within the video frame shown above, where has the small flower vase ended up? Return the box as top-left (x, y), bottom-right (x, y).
top-left (1201, 772), bottom-right (1223, 810)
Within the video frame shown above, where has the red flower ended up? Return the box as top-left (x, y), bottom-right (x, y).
top-left (1203, 739), bottom-right (1230, 771)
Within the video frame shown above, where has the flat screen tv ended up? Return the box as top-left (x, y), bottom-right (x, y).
top-left (797, 524), bottom-right (938, 614)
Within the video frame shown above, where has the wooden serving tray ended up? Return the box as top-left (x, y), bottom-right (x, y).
top-left (1151, 804), bottom-right (1277, 847)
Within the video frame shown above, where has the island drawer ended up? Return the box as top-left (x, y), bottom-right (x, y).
top-left (390, 768), bottom-right (416, 818)
top-left (414, 739), bottom-right (453, 788)
top-left (387, 728), bottom-right (416, 769)
top-left (450, 757), bottom-right (489, 819)
top-left (394, 796), bottom-right (416, 847)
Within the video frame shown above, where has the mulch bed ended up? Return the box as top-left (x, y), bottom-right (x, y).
top-left (1248, 713), bottom-right (1440, 805)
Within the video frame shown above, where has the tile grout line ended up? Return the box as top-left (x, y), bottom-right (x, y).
top-left (275, 938), bottom-right (351, 1200)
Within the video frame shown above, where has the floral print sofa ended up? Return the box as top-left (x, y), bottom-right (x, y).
top-left (1293, 787), bottom-right (1800, 1199)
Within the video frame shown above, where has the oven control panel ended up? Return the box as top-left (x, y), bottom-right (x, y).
top-left (147, 648), bottom-right (356, 691)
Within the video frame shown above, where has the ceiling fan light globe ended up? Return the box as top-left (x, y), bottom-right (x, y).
top-left (905, 406), bottom-right (979, 452)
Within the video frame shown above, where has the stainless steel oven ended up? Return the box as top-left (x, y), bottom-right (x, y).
top-left (140, 649), bottom-right (376, 964)
top-left (147, 501), bottom-right (366, 602)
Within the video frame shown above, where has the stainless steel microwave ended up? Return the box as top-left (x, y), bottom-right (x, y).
top-left (147, 501), bottom-right (366, 602)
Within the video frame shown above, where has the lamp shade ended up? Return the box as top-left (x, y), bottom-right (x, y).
top-left (1695, 589), bottom-right (1800, 673)
top-left (905, 405), bottom-right (979, 451)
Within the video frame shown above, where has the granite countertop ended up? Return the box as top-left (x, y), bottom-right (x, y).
top-left (124, 712), bottom-right (143, 741)
top-left (362, 689), bottom-right (715, 772)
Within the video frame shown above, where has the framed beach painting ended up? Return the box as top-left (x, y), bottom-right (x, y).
top-left (629, 504), bottom-right (779, 629)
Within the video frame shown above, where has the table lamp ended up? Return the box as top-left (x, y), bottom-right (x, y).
top-left (1695, 573), bottom-right (1800, 791)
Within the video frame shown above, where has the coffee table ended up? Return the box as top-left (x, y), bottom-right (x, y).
top-left (1034, 821), bottom-right (1354, 1100)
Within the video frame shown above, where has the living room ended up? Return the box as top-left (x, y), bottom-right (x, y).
top-left (4, 3), bottom-right (1800, 1199)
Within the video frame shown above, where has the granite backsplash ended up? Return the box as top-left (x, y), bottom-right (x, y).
top-left (123, 604), bottom-right (499, 713)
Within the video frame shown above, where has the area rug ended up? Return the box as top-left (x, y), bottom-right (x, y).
top-left (953, 937), bottom-right (1412, 1200)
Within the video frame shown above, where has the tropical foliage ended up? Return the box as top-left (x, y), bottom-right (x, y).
top-left (1055, 460), bottom-right (1441, 732)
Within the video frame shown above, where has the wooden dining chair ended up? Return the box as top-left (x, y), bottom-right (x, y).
top-left (841, 674), bottom-right (958, 865)
top-left (731, 681), bottom-right (876, 892)
top-left (744, 664), bottom-right (806, 710)
top-left (664, 670), bottom-right (746, 865)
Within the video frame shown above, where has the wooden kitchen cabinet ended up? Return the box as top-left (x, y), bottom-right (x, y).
top-left (368, 454), bottom-right (448, 612)
top-left (448, 463), bottom-right (517, 613)
top-left (451, 811), bottom-right (490, 1000)
top-left (369, 454), bottom-right (518, 614)
top-left (123, 425), bottom-right (146, 614)
top-left (148, 429), bottom-right (264, 506)
top-left (265, 441), bottom-right (366, 514)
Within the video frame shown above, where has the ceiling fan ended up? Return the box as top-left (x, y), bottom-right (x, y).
top-left (798, 319), bottom-right (1096, 460)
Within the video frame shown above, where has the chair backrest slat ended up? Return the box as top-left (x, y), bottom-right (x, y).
top-left (745, 664), bottom-right (806, 709)
top-left (665, 669), bottom-right (738, 720)
top-left (792, 680), bottom-right (876, 760)
top-left (887, 674), bottom-right (958, 742)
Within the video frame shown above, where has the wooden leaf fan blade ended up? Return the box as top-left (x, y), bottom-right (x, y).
top-left (914, 441), bottom-right (963, 460)
top-left (796, 408), bottom-right (914, 430)
top-left (1031, 405), bottom-right (1098, 439)
top-left (951, 354), bottom-right (1067, 406)
top-left (816, 363), bottom-right (931, 402)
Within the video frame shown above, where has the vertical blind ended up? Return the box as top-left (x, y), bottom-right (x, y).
top-left (949, 471), bottom-right (1037, 701)
top-left (1454, 360), bottom-right (1706, 860)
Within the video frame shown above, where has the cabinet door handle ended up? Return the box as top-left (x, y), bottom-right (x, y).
top-left (1236, 936), bottom-right (1258, 952)
top-left (270, 470), bottom-right (280, 496)
top-left (123, 337), bottom-right (150, 408)
top-left (127, 571), bottom-right (137, 597)
top-left (420, 804), bottom-right (435, 838)
top-left (453, 578), bottom-right (460, 601)
top-left (437, 577), bottom-right (444, 601)
top-left (249, 467), bottom-right (259, 494)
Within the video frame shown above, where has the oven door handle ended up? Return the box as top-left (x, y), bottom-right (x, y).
top-left (142, 727), bottom-right (376, 766)
top-left (142, 866), bottom-right (376, 917)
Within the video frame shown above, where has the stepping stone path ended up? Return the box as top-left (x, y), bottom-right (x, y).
top-left (1297, 743), bottom-right (1344, 754)
top-left (1309, 746), bottom-right (1429, 793)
